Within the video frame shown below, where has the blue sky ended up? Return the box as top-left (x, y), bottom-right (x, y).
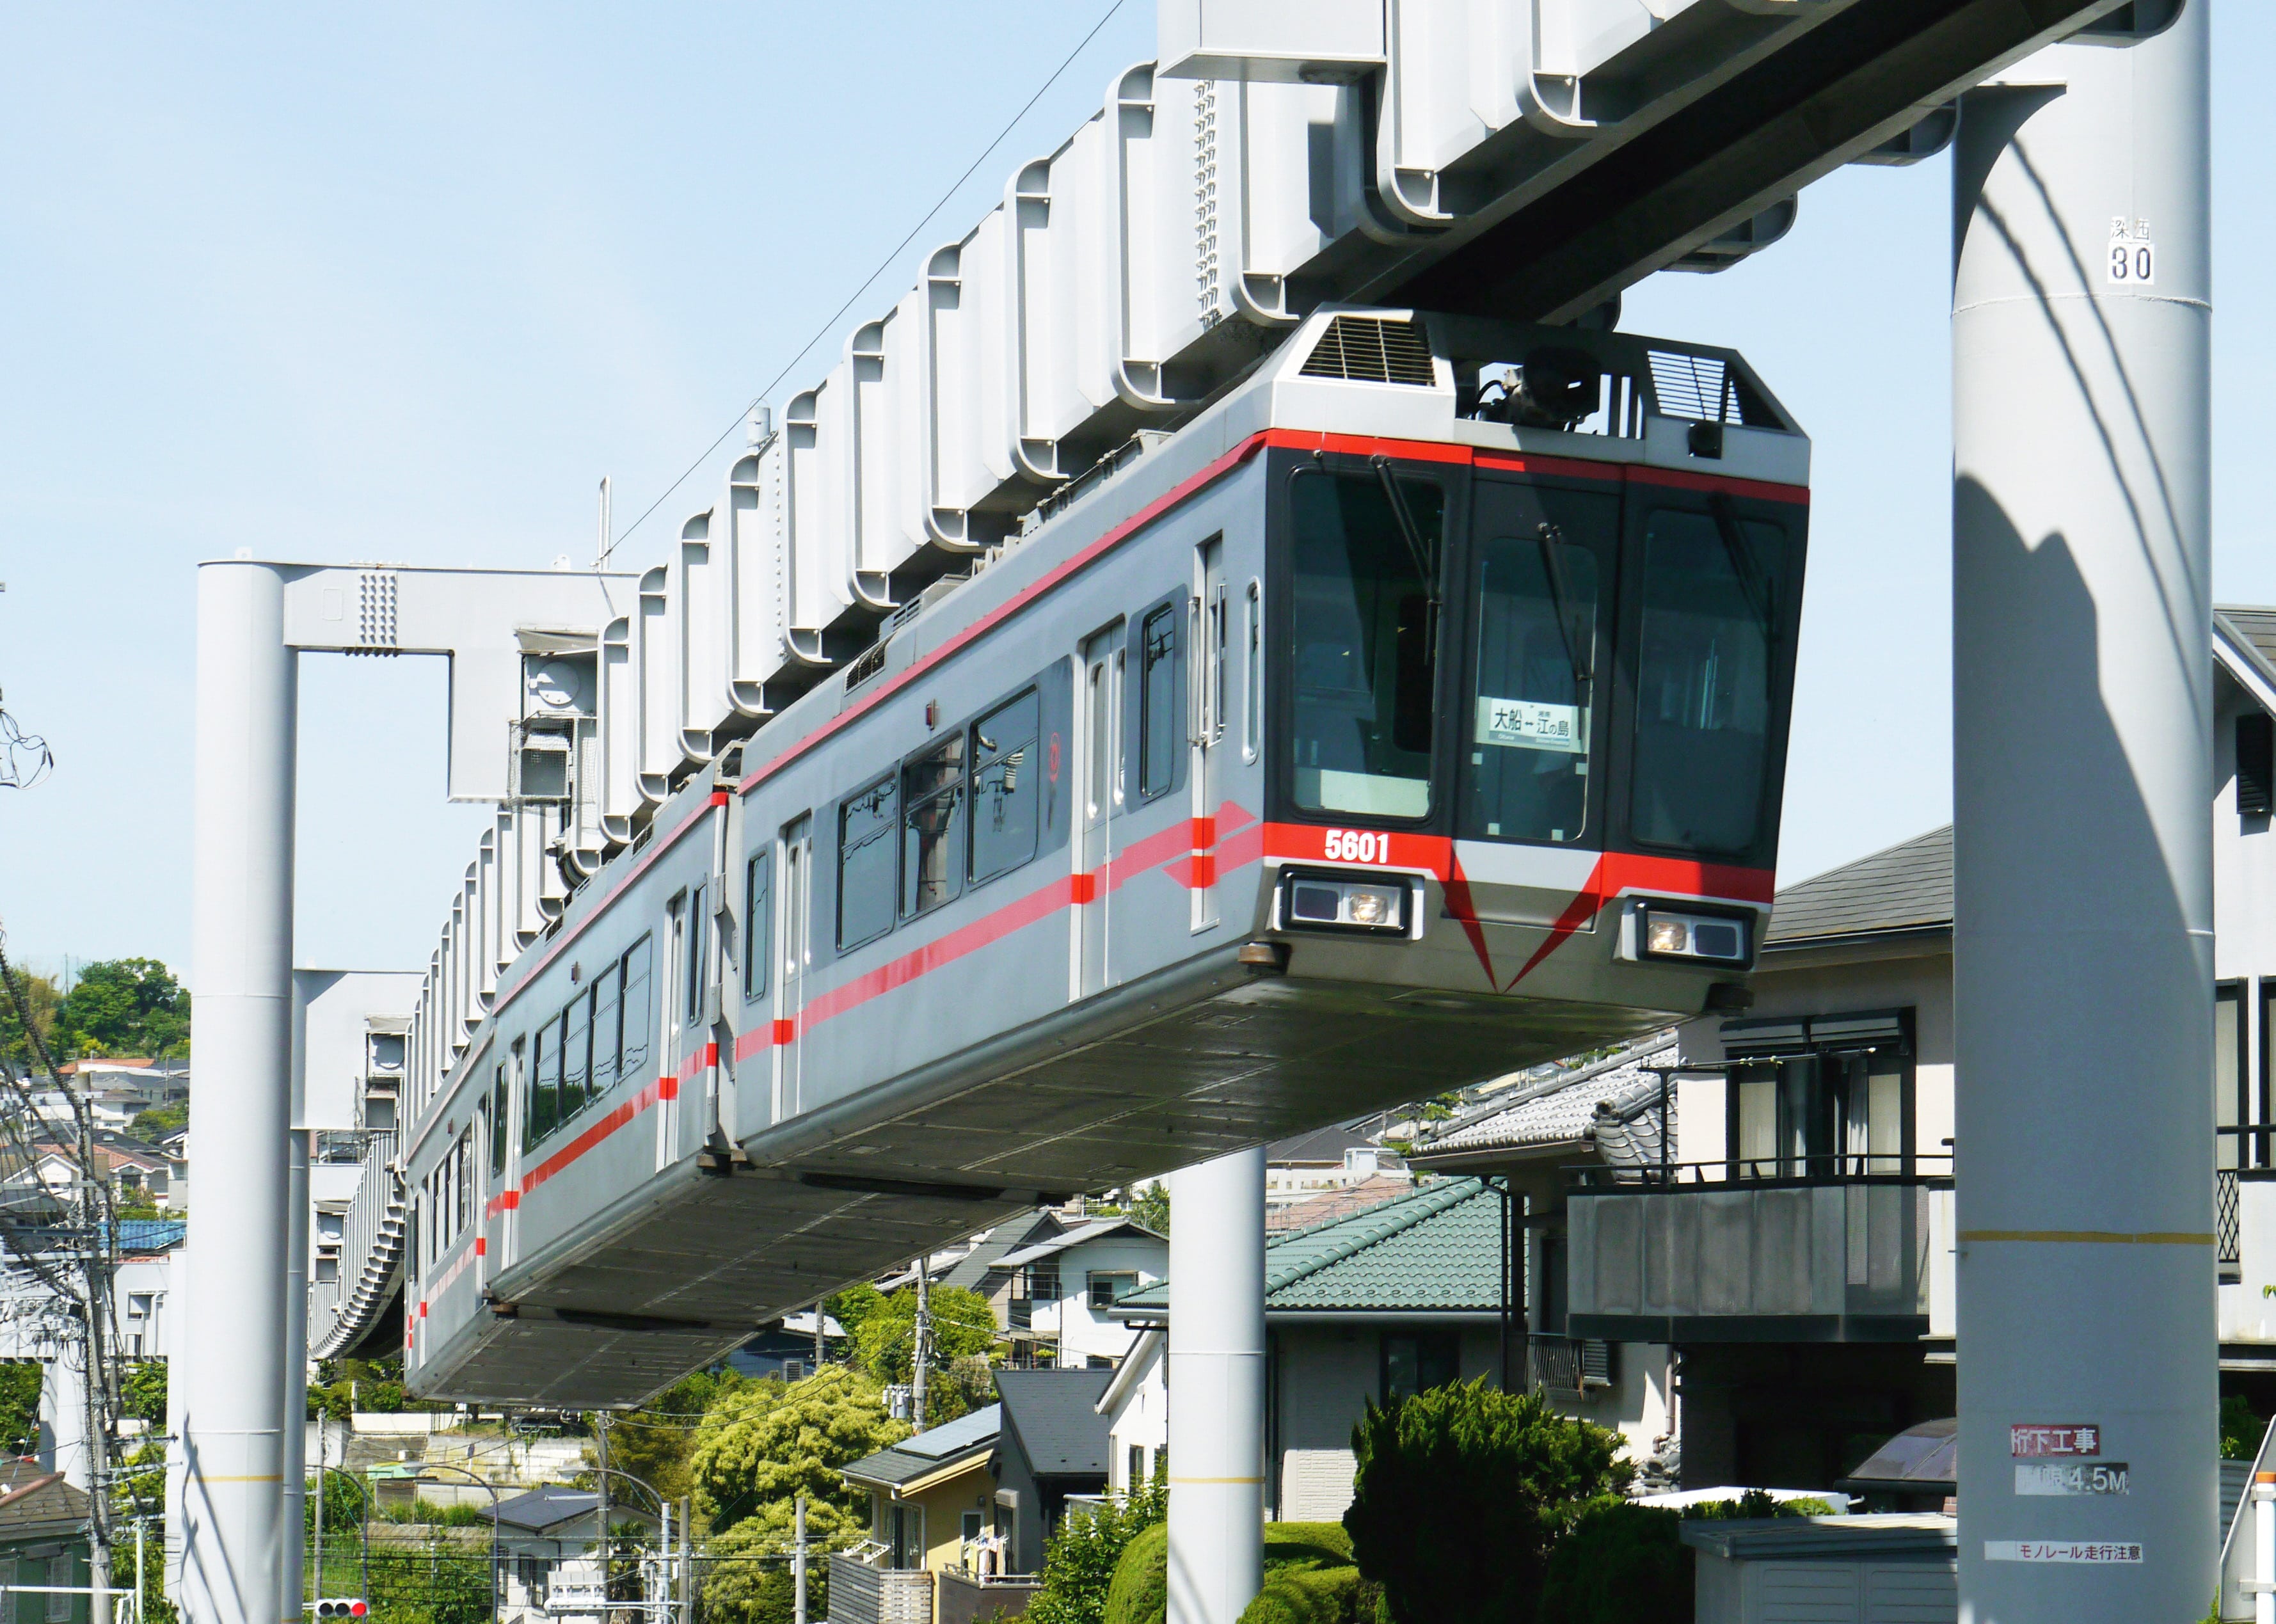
top-left (1, 3), bottom-right (2268, 978)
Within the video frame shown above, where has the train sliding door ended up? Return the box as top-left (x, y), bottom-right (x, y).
top-left (776, 815), bottom-right (813, 1120)
top-left (1453, 472), bottom-right (1620, 925)
top-left (1079, 623), bottom-right (1125, 998)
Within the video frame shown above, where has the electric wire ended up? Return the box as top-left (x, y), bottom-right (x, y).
top-left (599, 0), bottom-right (1132, 565)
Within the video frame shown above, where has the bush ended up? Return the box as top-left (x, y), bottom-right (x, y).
top-left (1683, 1491), bottom-right (1835, 1521)
top-left (1344, 1381), bottom-right (1630, 1624)
top-left (2225, 1394), bottom-right (2266, 1460)
top-left (1107, 1523), bottom-right (1367, 1624)
top-left (1536, 1501), bottom-right (1691, 1624)
top-left (1238, 1567), bottom-right (1371, 1624)
top-left (1027, 1471), bottom-right (1168, 1624)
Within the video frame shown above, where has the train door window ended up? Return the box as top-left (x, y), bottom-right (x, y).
top-left (1197, 537), bottom-right (1229, 748)
top-left (1138, 604), bottom-right (1179, 802)
top-left (1629, 507), bottom-right (1788, 856)
top-left (744, 852), bottom-right (772, 1001)
top-left (1242, 580), bottom-right (1262, 763)
top-left (902, 734), bottom-right (967, 918)
top-left (971, 689), bottom-right (1042, 884)
top-left (1460, 484), bottom-right (1617, 844)
top-left (621, 935), bottom-right (653, 1085)
top-left (687, 884), bottom-right (710, 1031)
top-left (838, 776), bottom-right (900, 951)
top-left (489, 1063), bottom-right (509, 1178)
top-left (664, 894), bottom-right (687, 1078)
top-left (456, 1132), bottom-right (471, 1232)
top-left (2218, 980), bottom-right (2245, 1172)
top-left (1287, 470), bottom-right (1444, 819)
top-left (564, 987), bottom-right (591, 1120)
top-left (591, 957), bottom-right (621, 1100)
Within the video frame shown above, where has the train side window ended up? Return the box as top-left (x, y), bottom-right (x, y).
top-left (838, 775), bottom-right (900, 951)
top-left (1138, 604), bottom-right (1179, 800)
top-left (621, 935), bottom-right (653, 1085)
top-left (564, 988), bottom-right (591, 1120)
top-left (491, 1062), bottom-right (510, 1178)
top-left (592, 960), bottom-right (621, 1099)
top-left (1287, 470), bottom-right (1443, 819)
top-left (527, 1022), bottom-right (555, 1148)
top-left (902, 735), bottom-right (966, 919)
top-left (744, 852), bottom-right (772, 1001)
top-left (970, 689), bottom-right (1042, 884)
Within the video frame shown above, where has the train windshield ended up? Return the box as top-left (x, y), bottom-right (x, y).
top-left (1629, 507), bottom-right (1789, 855)
top-left (1288, 470), bottom-right (1445, 820)
top-left (1460, 486), bottom-right (1618, 845)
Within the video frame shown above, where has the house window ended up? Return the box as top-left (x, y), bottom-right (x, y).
top-left (1087, 1355), bottom-right (1113, 1370)
top-left (839, 775), bottom-right (900, 951)
top-left (1380, 1331), bottom-right (1460, 1403)
top-left (1087, 1272), bottom-right (1136, 1310)
top-left (2241, 712), bottom-right (2275, 818)
top-left (962, 1511), bottom-right (983, 1545)
top-left (1127, 1444), bottom-right (1145, 1490)
top-left (315, 1258), bottom-right (338, 1285)
top-left (1724, 1012), bottom-right (1913, 1179)
top-left (44, 1557), bottom-right (70, 1623)
top-left (888, 1504), bottom-right (925, 1570)
top-left (1028, 1264), bottom-right (1061, 1303)
top-left (2219, 980), bottom-right (2248, 1172)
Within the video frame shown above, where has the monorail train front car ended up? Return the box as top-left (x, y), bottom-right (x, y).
top-left (402, 309), bottom-right (1810, 1404)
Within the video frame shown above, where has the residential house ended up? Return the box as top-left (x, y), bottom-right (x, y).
top-left (1262, 1122), bottom-right (1410, 1211)
top-left (1407, 1037), bottom-right (1687, 1475)
top-left (0, 1461), bottom-right (93, 1624)
top-left (839, 1403), bottom-right (1001, 1577)
top-left (1501, 603), bottom-right (2276, 1493)
top-left (990, 1369), bottom-right (1112, 1575)
top-left (728, 1311), bottom-right (843, 1382)
top-left (54, 1060), bottom-right (187, 1138)
top-left (487, 1485), bottom-right (658, 1624)
top-left (1110, 1177), bottom-right (1571, 1524)
top-left (1266, 1177), bottom-right (1413, 1235)
top-left (987, 1220), bottom-right (1165, 1369)
top-left (116, 1218), bottom-right (186, 1363)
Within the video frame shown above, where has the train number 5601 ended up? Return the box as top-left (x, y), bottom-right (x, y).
top-left (1323, 828), bottom-right (1389, 863)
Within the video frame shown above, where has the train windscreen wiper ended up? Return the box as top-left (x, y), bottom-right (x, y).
top-left (1708, 492), bottom-right (1778, 644)
top-left (1534, 521), bottom-right (1593, 694)
top-left (1372, 454), bottom-right (1440, 658)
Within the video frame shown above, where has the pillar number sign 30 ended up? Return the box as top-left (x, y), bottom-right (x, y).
top-left (2108, 218), bottom-right (2155, 285)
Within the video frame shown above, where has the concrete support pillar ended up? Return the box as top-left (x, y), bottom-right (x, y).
top-left (281, 1128), bottom-right (309, 1619)
top-left (1951, 8), bottom-right (2213, 1620)
top-left (1166, 1149), bottom-right (1264, 1624)
top-left (182, 562), bottom-right (298, 1624)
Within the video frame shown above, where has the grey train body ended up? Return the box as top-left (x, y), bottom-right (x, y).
top-left (400, 310), bottom-right (1813, 1405)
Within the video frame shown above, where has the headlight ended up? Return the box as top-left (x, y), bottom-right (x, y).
top-left (1635, 905), bottom-right (1751, 964)
top-left (1279, 871), bottom-right (1410, 936)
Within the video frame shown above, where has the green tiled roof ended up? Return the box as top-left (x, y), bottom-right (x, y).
top-left (1117, 1177), bottom-right (1499, 1315)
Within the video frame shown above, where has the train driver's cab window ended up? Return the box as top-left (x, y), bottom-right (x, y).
top-left (1289, 470), bottom-right (1444, 819)
top-left (839, 775), bottom-right (899, 951)
top-left (1460, 486), bottom-right (1616, 845)
top-left (1630, 507), bottom-right (1788, 856)
top-left (971, 689), bottom-right (1041, 884)
top-left (903, 734), bottom-right (966, 919)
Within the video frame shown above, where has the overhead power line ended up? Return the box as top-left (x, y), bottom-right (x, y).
top-left (600, 0), bottom-right (1133, 565)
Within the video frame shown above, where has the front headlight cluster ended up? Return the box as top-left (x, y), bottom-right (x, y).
top-left (1638, 906), bottom-right (1749, 964)
top-left (1280, 872), bottom-right (1410, 936)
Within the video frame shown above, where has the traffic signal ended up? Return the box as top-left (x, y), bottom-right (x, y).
top-left (312, 1601), bottom-right (367, 1619)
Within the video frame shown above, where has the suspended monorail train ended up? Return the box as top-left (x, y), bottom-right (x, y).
top-left (399, 308), bottom-right (1810, 1404)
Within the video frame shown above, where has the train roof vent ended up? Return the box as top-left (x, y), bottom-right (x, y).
top-left (1300, 317), bottom-right (1437, 387)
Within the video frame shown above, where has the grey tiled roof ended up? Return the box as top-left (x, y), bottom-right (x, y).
top-left (1761, 825), bottom-right (1953, 947)
top-left (1413, 1032), bottom-right (1676, 1159)
top-left (990, 1218), bottom-right (1162, 1271)
top-left (2220, 605), bottom-right (2276, 676)
top-left (841, 1404), bottom-right (1001, 1489)
top-left (995, 1369), bottom-right (1113, 1477)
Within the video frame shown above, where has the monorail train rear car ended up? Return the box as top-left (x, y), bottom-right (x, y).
top-left (399, 308), bottom-right (1811, 1403)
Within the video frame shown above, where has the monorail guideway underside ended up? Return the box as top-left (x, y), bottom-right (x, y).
top-left (392, 311), bottom-right (1812, 1406)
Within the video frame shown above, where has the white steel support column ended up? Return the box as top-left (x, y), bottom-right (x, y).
top-left (1952, 8), bottom-right (2213, 1621)
top-left (281, 1127), bottom-right (309, 1620)
top-left (182, 562), bottom-right (298, 1624)
top-left (1166, 1149), bottom-right (1264, 1624)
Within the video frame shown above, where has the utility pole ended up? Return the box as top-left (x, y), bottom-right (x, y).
top-left (792, 1492), bottom-right (808, 1624)
top-left (595, 1413), bottom-right (612, 1600)
top-left (312, 1428), bottom-right (324, 1602)
top-left (811, 1300), bottom-right (824, 1371)
top-left (911, 1259), bottom-right (931, 1433)
top-left (678, 1495), bottom-right (692, 1624)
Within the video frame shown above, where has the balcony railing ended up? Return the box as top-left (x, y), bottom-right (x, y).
top-left (1565, 1161), bottom-right (1949, 1344)
top-left (829, 1549), bottom-right (932, 1624)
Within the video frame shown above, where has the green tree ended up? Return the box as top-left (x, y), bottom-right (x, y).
top-left (1344, 1381), bottom-right (1630, 1624)
top-left (54, 959), bottom-right (191, 1060)
top-left (2225, 1394), bottom-right (2266, 1460)
top-left (0, 1361), bottom-right (40, 1454)
top-left (599, 1366), bottom-right (744, 1506)
top-left (1028, 1469), bottom-right (1167, 1624)
top-left (0, 969), bottom-right (60, 1072)
top-left (699, 1525), bottom-right (829, 1624)
top-left (121, 1360), bottom-right (166, 1422)
top-left (1535, 1500), bottom-right (1691, 1624)
top-left (689, 1366), bottom-right (907, 1533)
top-left (1127, 1184), bottom-right (1170, 1235)
top-left (848, 1284), bottom-right (1001, 1388)
top-left (129, 1102), bottom-right (187, 1143)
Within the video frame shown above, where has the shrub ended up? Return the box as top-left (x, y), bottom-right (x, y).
top-left (1683, 1492), bottom-right (1835, 1521)
top-left (1108, 1522), bottom-right (1369, 1624)
top-left (1104, 1522), bottom-right (1168, 1624)
top-left (2225, 1394), bottom-right (2266, 1460)
top-left (1027, 1471), bottom-right (1168, 1624)
top-left (1344, 1381), bottom-right (1630, 1624)
top-left (1536, 1501), bottom-right (1691, 1624)
top-left (1237, 1566), bottom-right (1368, 1624)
